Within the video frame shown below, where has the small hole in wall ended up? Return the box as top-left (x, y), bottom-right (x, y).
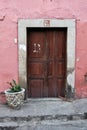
top-left (84, 73), bottom-right (87, 82)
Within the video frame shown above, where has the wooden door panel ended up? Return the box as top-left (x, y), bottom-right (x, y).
top-left (55, 30), bottom-right (66, 58)
top-left (56, 62), bottom-right (66, 77)
top-left (28, 62), bottom-right (44, 78)
top-left (28, 31), bottom-right (45, 58)
top-left (48, 79), bottom-right (56, 97)
top-left (46, 31), bottom-right (54, 59)
top-left (47, 61), bottom-right (53, 77)
top-left (57, 79), bottom-right (65, 97)
top-left (30, 80), bottom-right (44, 97)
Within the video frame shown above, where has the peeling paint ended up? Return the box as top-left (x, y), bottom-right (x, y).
top-left (19, 44), bottom-right (26, 51)
top-left (67, 70), bottom-right (75, 92)
top-left (66, 70), bottom-right (75, 98)
top-left (0, 15), bottom-right (5, 21)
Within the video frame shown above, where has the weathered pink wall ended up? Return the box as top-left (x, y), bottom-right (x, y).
top-left (0, 0), bottom-right (87, 98)
top-left (76, 22), bottom-right (87, 98)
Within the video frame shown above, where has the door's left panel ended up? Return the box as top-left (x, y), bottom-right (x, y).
top-left (27, 28), bottom-right (46, 97)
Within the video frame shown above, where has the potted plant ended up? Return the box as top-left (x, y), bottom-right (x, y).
top-left (5, 79), bottom-right (25, 109)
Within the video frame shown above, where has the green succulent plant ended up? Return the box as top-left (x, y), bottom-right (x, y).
top-left (7, 79), bottom-right (22, 92)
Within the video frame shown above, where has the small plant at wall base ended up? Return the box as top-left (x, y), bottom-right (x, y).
top-left (5, 80), bottom-right (25, 109)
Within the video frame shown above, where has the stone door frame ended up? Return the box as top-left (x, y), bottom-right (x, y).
top-left (18, 19), bottom-right (76, 98)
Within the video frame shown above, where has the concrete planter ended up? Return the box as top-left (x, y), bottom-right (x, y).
top-left (5, 88), bottom-right (25, 109)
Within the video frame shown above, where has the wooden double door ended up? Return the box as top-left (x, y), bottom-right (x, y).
top-left (27, 28), bottom-right (67, 98)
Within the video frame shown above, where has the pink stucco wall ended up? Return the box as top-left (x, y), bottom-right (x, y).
top-left (0, 0), bottom-right (87, 98)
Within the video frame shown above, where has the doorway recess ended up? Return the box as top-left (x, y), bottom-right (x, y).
top-left (18, 19), bottom-right (76, 98)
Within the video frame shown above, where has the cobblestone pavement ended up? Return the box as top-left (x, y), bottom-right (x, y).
top-left (0, 98), bottom-right (87, 130)
top-left (0, 119), bottom-right (87, 130)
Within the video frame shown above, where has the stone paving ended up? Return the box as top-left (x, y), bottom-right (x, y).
top-left (0, 98), bottom-right (87, 130)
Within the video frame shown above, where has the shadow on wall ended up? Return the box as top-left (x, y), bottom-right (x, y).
top-left (0, 92), bottom-right (6, 104)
